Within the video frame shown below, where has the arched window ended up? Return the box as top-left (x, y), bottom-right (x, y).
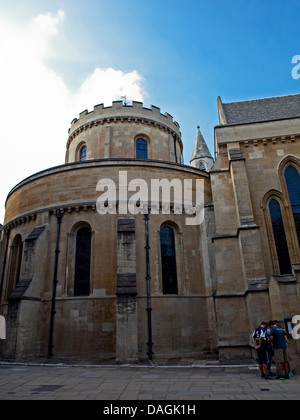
top-left (74, 227), bottom-right (91, 296)
top-left (269, 199), bottom-right (292, 275)
top-left (136, 139), bottom-right (148, 159)
top-left (160, 225), bottom-right (178, 294)
top-left (8, 235), bottom-right (23, 297)
top-left (285, 165), bottom-right (300, 245)
top-left (80, 145), bottom-right (87, 162)
top-left (197, 161), bottom-right (206, 171)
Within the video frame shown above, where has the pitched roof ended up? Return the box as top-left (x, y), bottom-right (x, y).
top-left (8, 278), bottom-right (32, 300)
top-left (218, 94), bottom-right (300, 125)
top-left (191, 126), bottom-right (213, 161)
top-left (25, 225), bottom-right (46, 242)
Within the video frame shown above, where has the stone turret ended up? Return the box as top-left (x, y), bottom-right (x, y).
top-left (66, 101), bottom-right (182, 164)
top-left (190, 126), bottom-right (214, 172)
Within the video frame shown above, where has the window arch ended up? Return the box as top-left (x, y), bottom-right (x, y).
top-left (160, 225), bottom-right (178, 294)
top-left (136, 138), bottom-right (148, 159)
top-left (197, 161), bottom-right (206, 171)
top-left (269, 199), bottom-right (292, 275)
top-left (285, 165), bottom-right (300, 245)
top-left (74, 226), bottom-right (91, 296)
top-left (79, 145), bottom-right (87, 162)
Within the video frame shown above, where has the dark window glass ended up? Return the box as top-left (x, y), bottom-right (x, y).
top-left (285, 166), bottom-right (300, 245)
top-left (160, 226), bottom-right (178, 294)
top-left (269, 199), bottom-right (292, 275)
top-left (7, 235), bottom-right (23, 297)
top-left (136, 139), bottom-right (148, 159)
top-left (80, 146), bottom-right (87, 161)
top-left (197, 162), bottom-right (206, 171)
top-left (74, 227), bottom-right (91, 296)
top-left (15, 240), bottom-right (23, 285)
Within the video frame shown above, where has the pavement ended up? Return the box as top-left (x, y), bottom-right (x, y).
top-left (0, 359), bottom-right (300, 400)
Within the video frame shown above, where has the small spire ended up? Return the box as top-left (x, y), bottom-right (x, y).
top-left (190, 125), bottom-right (214, 171)
top-left (191, 126), bottom-right (212, 161)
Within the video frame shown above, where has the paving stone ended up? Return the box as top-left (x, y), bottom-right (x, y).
top-left (0, 363), bottom-right (299, 400)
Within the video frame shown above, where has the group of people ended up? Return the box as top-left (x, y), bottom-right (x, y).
top-left (252, 320), bottom-right (293, 380)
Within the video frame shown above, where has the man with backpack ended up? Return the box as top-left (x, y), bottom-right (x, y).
top-left (252, 322), bottom-right (273, 380)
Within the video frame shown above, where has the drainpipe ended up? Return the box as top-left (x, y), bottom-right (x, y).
top-left (173, 135), bottom-right (178, 164)
top-left (48, 209), bottom-right (63, 359)
top-left (144, 212), bottom-right (154, 360)
top-left (0, 228), bottom-right (11, 302)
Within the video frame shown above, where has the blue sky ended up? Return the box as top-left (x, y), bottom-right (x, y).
top-left (0, 0), bottom-right (299, 223)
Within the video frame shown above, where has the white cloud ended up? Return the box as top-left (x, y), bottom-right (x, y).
top-left (0, 10), bottom-right (146, 224)
top-left (30, 10), bottom-right (65, 58)
top-left (74, 67), bottom-right (145, 110)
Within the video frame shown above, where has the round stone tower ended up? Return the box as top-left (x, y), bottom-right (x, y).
top-left (0, 100), bottom-right (215, 363)
top-left (66, 100), bottom-right (183, 164)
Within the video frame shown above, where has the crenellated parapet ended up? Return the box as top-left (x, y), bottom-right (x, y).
top-left (67, 101), bottom-right (182, 150)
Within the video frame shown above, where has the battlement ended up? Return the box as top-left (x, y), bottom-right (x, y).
top-left (68, 101), bottom-right (181, 144)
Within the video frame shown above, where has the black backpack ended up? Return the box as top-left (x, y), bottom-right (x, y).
top-left (253, 327), bottom-right (262, 341)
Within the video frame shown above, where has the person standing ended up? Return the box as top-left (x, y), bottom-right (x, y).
top-left (269, 321), bottom-right (289, 380)
top-left (252, 322), bottom-right (272, 379)
top-left (267, 321), bottom-right (275, 376)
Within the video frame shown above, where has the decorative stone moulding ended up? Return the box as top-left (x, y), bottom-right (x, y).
top-left (4, 193), bottom-right (212, 231)
top-left (242, 134), bottom-right (299, 148)
top-left (5, 213), bottom-right (37, 230)
top-left (50, 203), bottom-right (97, 215)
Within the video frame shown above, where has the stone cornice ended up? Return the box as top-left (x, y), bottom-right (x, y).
top-left (215, 115), bottom-right (300, 146)
top-left (242, 134), bottom-right (298, 148)
top-left (4, 213), bottom-right (37, 232)
top-left (4, 198), bottom-right (213, 232)
top-left (67, 114), bottom-right (183, 151)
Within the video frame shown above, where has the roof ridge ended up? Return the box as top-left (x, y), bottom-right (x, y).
top-left (221, 93), bottom-right (300, 125)
top-left (223, 93), bottom-right (300, 106)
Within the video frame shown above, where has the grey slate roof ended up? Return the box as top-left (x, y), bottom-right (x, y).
top-left (218, 94), bottom-right (300, 125)
top-left (25, 225), bottom-right (46, 242)
top-left (9, 278), bottom-right (32, 300)
top-left (191, 126), bottom-right (212, 161)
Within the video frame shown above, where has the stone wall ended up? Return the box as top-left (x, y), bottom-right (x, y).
top-left (0, 160), bottom-right (216, 361)
top-left (212, 117), bottom-right (300, 366)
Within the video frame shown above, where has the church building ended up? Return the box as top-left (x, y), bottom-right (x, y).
top-left (0, 94), bottom-right (299, 366)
